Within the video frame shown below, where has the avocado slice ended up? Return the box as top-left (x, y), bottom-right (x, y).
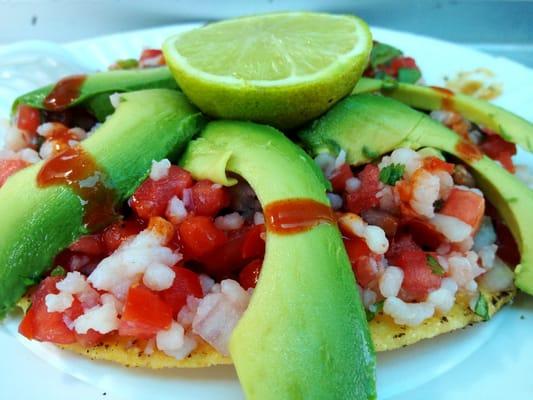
top-left (181, 121), bottom-right (376, 399)
top-left (0, 89), bottom-right (204, 318)
top-left (353, 77), bottom-right (533, 151)
top-left (13, 67), bottom-right (178, 121)
top-left (299, 94), bottom-right (533, 294)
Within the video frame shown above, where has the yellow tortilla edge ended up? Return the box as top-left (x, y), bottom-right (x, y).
top-left (18, 287), bottom-right (514, 368)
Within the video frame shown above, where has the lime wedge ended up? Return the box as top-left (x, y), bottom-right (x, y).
top-left (163, 12), bottom-right (372, 129)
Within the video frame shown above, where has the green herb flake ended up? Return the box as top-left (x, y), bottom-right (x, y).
top-left (366, 300), bottom-right (385, 322)
top-left (433, 199), bottom-right (445, 212)
top-left (474, 293), bottom-right (490, 321)
top-left (397, 68), bottom-right (422, 84)
top-left (379, 163), bottom-right (405, 185)
top-left (50, 266), bottom-right (67, 277)
top-left (362, 146), bottom-right (379, 159)
top-left (427, 255), bottom-right (445, 276)
top-left (381, 76), bottom-right (399, 91)
top-left (370, 42), bottom-right (403, 68)
top-left (116, 58), bottom-right (139, 70)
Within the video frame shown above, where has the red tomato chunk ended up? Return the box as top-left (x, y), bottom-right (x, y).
top-left (119, 284), bottom-right (173, 339)
top-left (344, 164), bottom-right (380, 214)
top-left (239, 259), bottom-right (263, 289)
top-left (387, 235), bottom-right (441, 301)
top-left (178, 216), bottom-right (227, 259)
top-left (160, 266), bottom-right (203, 317)
top-left (189, 180), bottom-right (230, 217)
top-left (130, 166), bottom-right (193, 220)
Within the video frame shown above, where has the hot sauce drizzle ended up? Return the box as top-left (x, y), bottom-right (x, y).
top-left (430, 86), bottom-right (455, 111)
top-left (264, 198), bottom-right (336, 234)
top-left (43, 75), bottom-right (87, 111)
top-left (455, 140), bottom-right (483, 163)
top-left (37, 147), bottom-right (117, 231)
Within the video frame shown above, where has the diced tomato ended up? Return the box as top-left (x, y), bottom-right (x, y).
top-left (361, 209), bottom-right (399, 238)
top-left (330, 163), bottom-right (354, 193)
top-left (239, 259), bottom-right (263, 289)
top-left (344, 164), bottom-right (380, 214)
top-left (178, 216), bottom-right (227, 259)
top-left (241, 225), bottom-right (266, 260)
top-left (62, 297), bottom-right (106, 346)
top-left (423, 157), bottom-right (454, 174)
top-left (17, 105), bottom-right (41, 134)
top-left (160, 266), bottom-right (203, 317)
top-left (139, 49), bottom-right (165, 66)
top-left (197, 225), bottom-right (265, 280)
top-left (119, 284), bottom-right (173, 339)
top-left (383, 56), bottom-right (418, 76)
top-left (440, 188), bottom-right (485, 232)
top-left (189, 180), bottom-right (230, 217)
top-left (102, 218), bottom-right (146, 253)
top-left (18, 277), bottom-right (76, 344)
top-left (479, 134), bottom-right (517, 173)
top-left (130, 166), bottom-right (193, 220)
top-left (0, 159), bottom-right (29, 187)
top-left (343, 236), bottom-right (378, 287)
top-left (402, 218), bottom-right (445, 250)
top-left (485, 203), bottom-right (521, 267)
top-left (387, 235), bottom-right (441, 301)
top-left (69, 234), bottom-right (105, 256)
top-left (54, 249), bottom-right (99, 276)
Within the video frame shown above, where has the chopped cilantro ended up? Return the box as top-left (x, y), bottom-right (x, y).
top-left (427, 255), bottom-right (445, 276)
top-left (365, 300), bottom-right (384, 322)
top-left (362, 146), bottom-right (378, 159)
top-left (433, 199), bottom-right (445, 212)
top-left (379, 163), bottom-right (405, 185)
top-left (397, 68), bottom-right (422, 84)
top-left (381, 76), bottom-right (399, 90)
top-left (50, 266), bottom-right (67, 277)
top-left (474, 293), bottom-right (490, 321)
top-left (116, 58), bottom-right (139, 69)
top-left (370, 42), bottom-right (402, 68)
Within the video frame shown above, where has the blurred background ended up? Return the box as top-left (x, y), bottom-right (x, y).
top-left (0, 0), bottom-right (531, 66)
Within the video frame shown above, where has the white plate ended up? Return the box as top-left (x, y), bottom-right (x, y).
top-left (1, 24), bottom-right (532, 400)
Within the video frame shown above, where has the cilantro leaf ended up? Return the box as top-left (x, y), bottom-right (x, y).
top-left (397, 68), bottom-right (422, 84)
top-left (365, 300), bottom-right (385, 322)
top-left (50, 266), bottom-right (67, 277)
top-left (427, 255), bottom-right (445, 276)
top-left (379, 163), bottom-right (405, 185)
top-left (370, 42), bottom-right (403, 68)
top-left (474, 293), bottom-right (490, 321)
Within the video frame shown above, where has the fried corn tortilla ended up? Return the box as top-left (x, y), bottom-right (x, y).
top-left (20, 288), bottom-right (513, 368)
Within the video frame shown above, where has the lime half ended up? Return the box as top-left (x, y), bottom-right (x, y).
top-left (163, 12), bottom-right (372, 129)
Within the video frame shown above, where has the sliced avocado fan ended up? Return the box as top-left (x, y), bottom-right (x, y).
top-left (13, 67), bottom-right (178, 121)
top-left (299, 94), bottom-right (533, 295)
top-left (181, 120), bottom-right (376, 400)
top-left (0, 89), bottom-right (204, 318)
top-left (353, 78), bottom-right (533, 152)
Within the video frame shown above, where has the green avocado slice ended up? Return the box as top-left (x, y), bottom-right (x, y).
top-left (0, 89), bottom-right (204, 318)
top-left (353, 77), bottom-right (533, 151)
top-left (180, 120), bottom-right (376, 400)
top-left (299, 94), bottom-right (533, 295)
top-left (13, 67), bottom-right (178, 121)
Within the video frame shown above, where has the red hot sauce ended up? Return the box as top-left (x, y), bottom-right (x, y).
top-left (430, 86), bottom-right (455, 111)
top-left (37, 147), bottom-right (116, 231)
top-left (43, 75), bottom-right (86, 111)
top-left (264, 198), bottom-right (336, 234)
